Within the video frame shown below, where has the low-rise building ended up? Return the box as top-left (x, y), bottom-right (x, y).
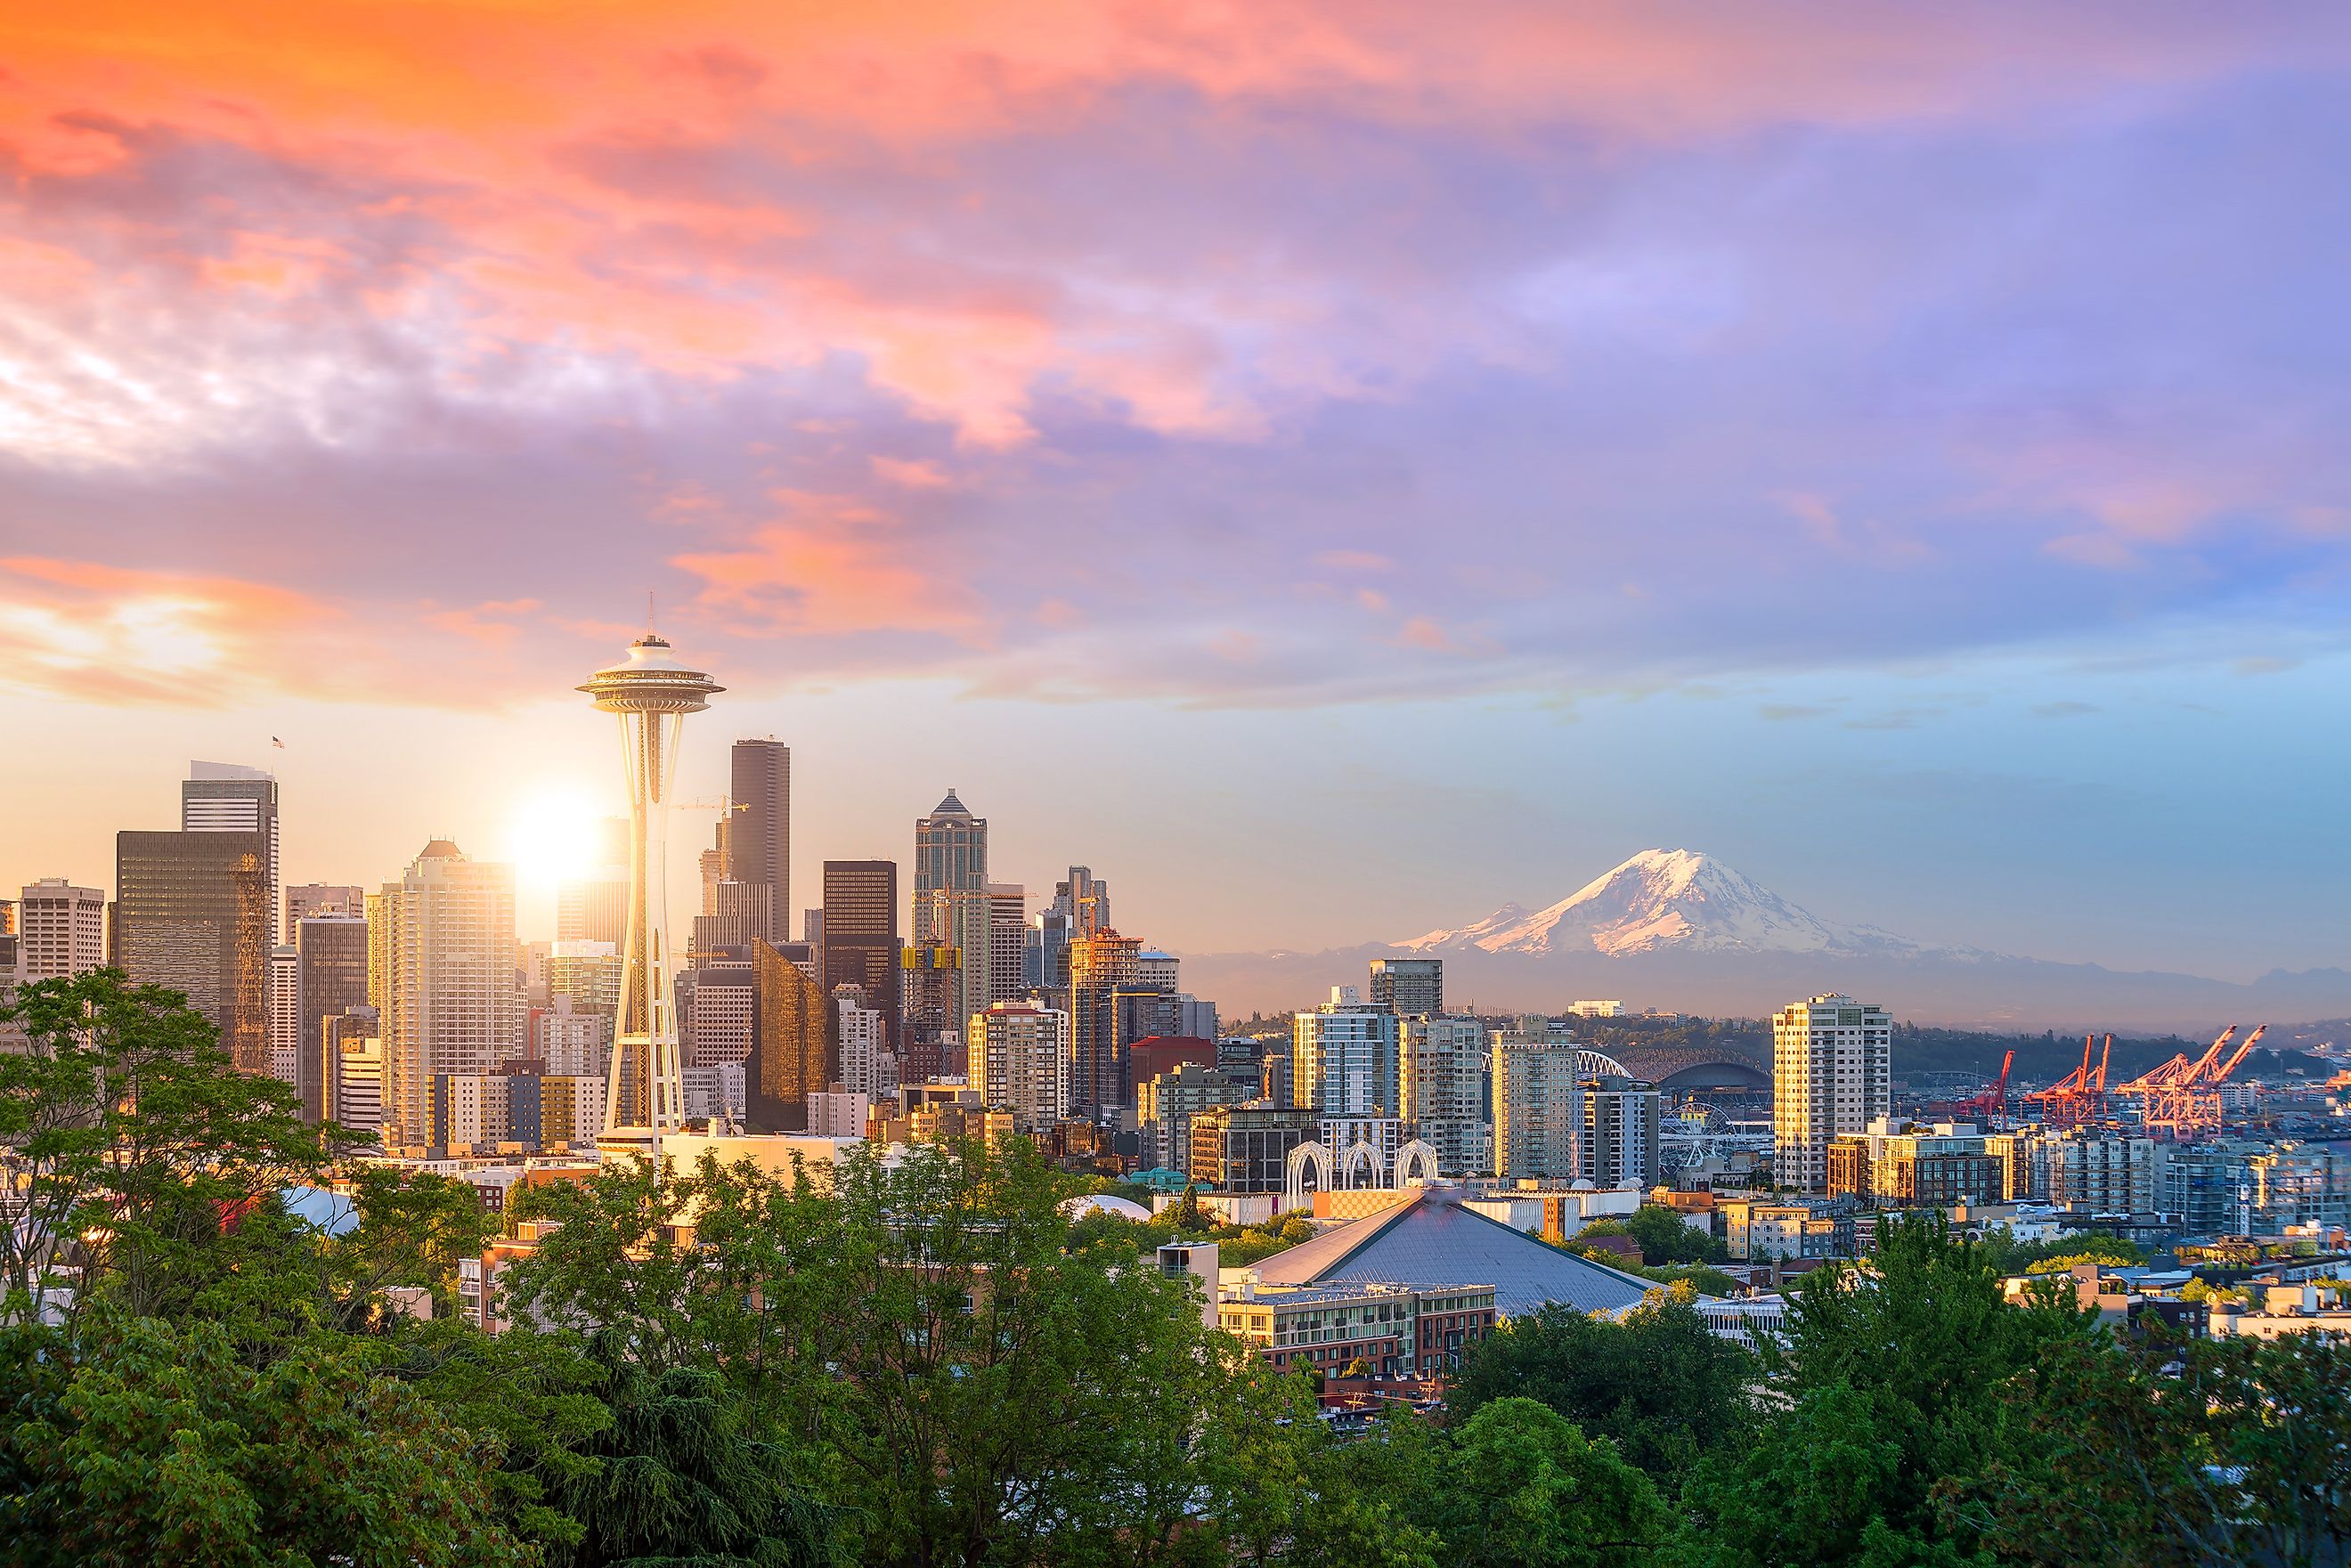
top-left (1721, 1198), bottom-right (1853, 1261)
top-left (1218, 1280), bottom-right (1497, 1378)
top-left (1190, 1103), bottom-right (1319, 1193)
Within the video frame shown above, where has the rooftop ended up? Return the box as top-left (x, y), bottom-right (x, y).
top-left (1251, 1185), bottom-right (1664, 1319)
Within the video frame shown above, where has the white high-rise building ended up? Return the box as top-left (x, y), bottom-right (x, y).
top-left (970, 999), bottom-right (1070, 1131)
top-left (1401, 1014), bottom-right (1489, 1175)
top-left (1773, 993), bottom-right (1892, 1193)
top-left (1291, 987), bottom-right (1403, 1117)
top-left (376, 841), bottom-right (517, 1150)
top-left (836, 989), bottom-right (894, 1100)
top-left (267, 943), bottom-right (300, 1085)
top-left (18, 879), bottom-right (106, 979)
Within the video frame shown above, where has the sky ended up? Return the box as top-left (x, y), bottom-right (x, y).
top-left (3, 3), bottom-right (2347, 984)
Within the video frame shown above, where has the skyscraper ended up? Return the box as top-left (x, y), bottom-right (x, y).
top-left (1369, 957), bottom-right (1443, 1016)
top-left (183, 762), bottom-right (279, 940)
top-left (728, 739), bottom-right (791, 944)
top-left (284, 882), bottom-right (363, 931)
top-left (987, 883), bottom-right (1027, 1003)
top-left (970, 999), bottom-right (1070, 1131)
top-left (18, 879), bottom-right (105, 979)
top-left (819, 859), bottom-right (899, 1055)
top-left (267, 944), bottom-right (301, 1084)
top-left (1067, 929), bottom-right (1143, 1121)
top-left (295, 914), bottom-right (370, 1123)
top-left (1291, 986), bottom-right (1403, 1117)
top-left (913, 790), bottom-right (989, 1042)
top-left (376, 841), bottom-right (517, 1149)
top-left (114, 825), bottom-right (271, 1070)
top-left (1053, 866), bottom-right (1111, 938)
top-left (748, 938), bottom-right (832, 1132)
top-left (578, 636), bottom-right (723, 1153)
top-left (556, 817), bottom-right (630, 947)
top-left (1773, 993), bottom-right (1892, 1193)
top-left (1400, 1014), bottom-right (1487, 1175)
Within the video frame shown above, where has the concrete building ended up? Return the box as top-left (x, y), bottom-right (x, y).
top-left (1826, 1118), bottom-right (2009, 1206)
top-left (1491, 1028), bottom-right (1582, 1180)
top-left (1772, 994), bottom-right (1891, 1192)
top-left (1721, 1198), bottom-right (1853, 1261)
top-left (539, 1075), bottom-right (605, 1149)
top-left (1138, 949), bottom-right (1179, 990)
top-left (1068, 930), bottom-right (1145, 1121)
top-left (533, 995), bottom-right (611, 1077)
top-left (819, 859), bottom-right (899, 1057)
top-left (1189, 1103), bottom-right (1320, 1193)
top-left (968, 999), bottom-right (1071, 1132)
top-left (806, 1089), bottom-right (871, 1138)
top-left (113, 822), bottom-right (271, 1071)
top-left (1293, 987), bottom-right (1403, 1117)
top-left (1368, 957), bottom-right (1443, 1016)
top-left (1220, 1280), bottom-right (1496, 1379)
top-left (549, 939), bottom-right (621, 1015)
top-left (987, 883), bottom-right (1027, 1003)
top-left (2162, 1140), bottom-right (2351, 1234)
top-left (913, 790), bottom-right (990, 1042)
top-left (284, 882), bottom-right (363, 932)
top-left (331, 1011), bottom-right (383, 1132)
top-left (2027, 1128), bottom-right (2166, 1214)
top-left (681, 956), bottom-right (755, 1070)
top-left (834, 987), bottom-right (895, 1101)
top-left (375, 841), bottom-right (517, 1150)
top-left (18, 879), bottom-right (105, 979)
top-left (267, 944), bottom-right (301, 1085)
top-left (1023, 907), bottom-right (1073, 991)
top-left (1400, 1014), bottom-right (1489, 1176)
top-left (1492, 1031), bottom-right (1661, 1190)
top-left (1052, 865), bottom-right (1111, 938)
top-left (1138, 1060), bottom-right (1257, 1174)
top-left (728, 738), bottom-right (792, 944)
top-left (294, 914), bottom-right (370, 1124)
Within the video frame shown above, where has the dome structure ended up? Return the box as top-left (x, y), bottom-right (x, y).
top-left (1058, 1193), bottom-right (1151, 1223)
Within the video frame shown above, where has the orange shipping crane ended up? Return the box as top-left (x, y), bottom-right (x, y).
top-left (2143, 1023), bottom-right (2266, 1137)
top-left (1955, 1049), bottom-right (2015, 1124)
top-left (2026, 1034), bottom-right (2112, 1130)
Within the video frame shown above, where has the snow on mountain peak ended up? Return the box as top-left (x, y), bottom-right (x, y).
top-left (1401, 849), bottom-right (1921, 958)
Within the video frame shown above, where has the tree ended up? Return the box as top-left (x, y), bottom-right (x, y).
top-left (1624, 1205), bottom-right (1730, 1266)
top-left (1674, 1382), bottom-right (1936, 1568)
top-left (1449, 1288), bottom-right (1754, 1483)
top-left (1681, 1212), bottom-right (2091, 1564)
top-left (1411, 1399), bottom-right (1669, 1568)
top-left (0, 971), bottom-right (345, 1330)
top-left (0, 1313), bottom-right (533, 1568)
top-left (549, 1339), bottom-right (837, 1568)
top-left (384, 1320), bottom-right (616, 1559)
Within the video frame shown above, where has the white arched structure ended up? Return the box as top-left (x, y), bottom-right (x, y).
top-left (1395, 1138), bottom-right (1442, 1184)
top-left (1287, 1141), bottom-right (1337, 1207)
top-left (1340, 1141), bottom-right (1383, 1188)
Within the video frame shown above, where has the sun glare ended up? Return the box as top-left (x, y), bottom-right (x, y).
top-left (506, 786), bottom-right (606, 888)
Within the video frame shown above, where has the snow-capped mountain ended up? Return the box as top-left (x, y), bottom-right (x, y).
top-left (1402, 849), bottom-right (1926, 958)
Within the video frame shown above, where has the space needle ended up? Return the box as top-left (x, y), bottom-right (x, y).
top-left (579, 633), bottom-right (724, 1161)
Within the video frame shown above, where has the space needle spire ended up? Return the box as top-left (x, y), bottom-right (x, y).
top-left (578, 631), bottom-right (723, 1160)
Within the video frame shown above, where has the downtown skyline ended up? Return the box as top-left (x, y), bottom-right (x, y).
top-left (4, 4), bottom-right (2349, 981)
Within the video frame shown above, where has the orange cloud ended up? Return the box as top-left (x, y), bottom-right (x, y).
top-left (671, 495), bottom-right (985, 639)
top-left (0, 556), bottom-right (336, 705)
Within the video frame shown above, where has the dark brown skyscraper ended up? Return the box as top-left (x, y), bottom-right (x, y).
top-left (114, 828), bottom-right (272, 1072)
top-left (749, 939), bottom-right (833, 1132)
top-left (728, 739), bottom-right (791, 944)
top-left (819, 859), bottom-right (899, 1055)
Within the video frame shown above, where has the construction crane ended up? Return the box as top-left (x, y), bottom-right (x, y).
top-left (1954, 1049), bottom-right (2014, 1125)
top-left (2025, 1034), bottom-right (2112, 1130)
top-left (2118, 1025), bottom-right (2236, 1099)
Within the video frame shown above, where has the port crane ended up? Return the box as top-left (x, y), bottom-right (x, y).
top-left (2024, 1034), bottom-right (2111, 1130)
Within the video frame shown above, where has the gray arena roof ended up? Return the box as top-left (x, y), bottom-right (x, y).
top-left (1249, 1187), bottom-right (1663, 1319)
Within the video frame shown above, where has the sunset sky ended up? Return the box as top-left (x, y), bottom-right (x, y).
top-left (4, 3), bottom-right (2347, 977)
